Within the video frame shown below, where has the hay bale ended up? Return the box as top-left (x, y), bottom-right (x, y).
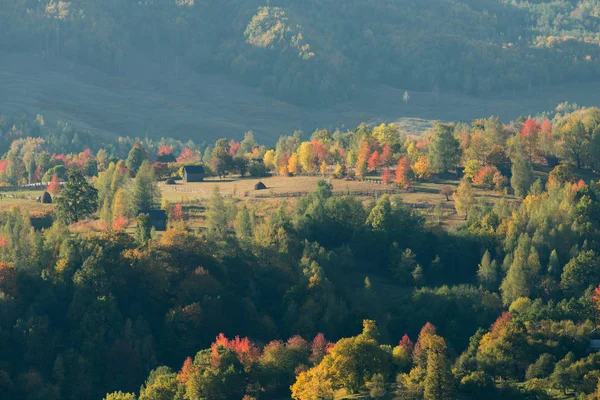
top-left (40, 191), bottom-right (53, 204)
top-left (254, 181), bottom-right (267, 190)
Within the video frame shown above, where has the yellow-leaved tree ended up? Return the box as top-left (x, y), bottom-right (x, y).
top-left (288, 152), bottom-right (300, 176)
top-left (412, 156), bottom-right (432, 181)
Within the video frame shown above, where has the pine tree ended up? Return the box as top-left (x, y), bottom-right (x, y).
top-left (136, 213), bottom-right (152, 246)
top-left (131, 161), bottom-right (161, 213)
top-left (235, 205), bottom-right (252, 242)
top-left (511, 157), bottom-right (534, 197)
top-left (547, 249), bottom-right (561, 278)
top-left (55, 172), bottom-right (99, 224)
top-left (477, 250), bottom-right (498, 290)
top-left (206, 186), bottom-right (229, 239)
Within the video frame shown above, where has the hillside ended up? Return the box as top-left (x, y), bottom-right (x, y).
top-left (3, 0), bottom-right (600, 142)
top-left (3, 51), bottom-right (600, 145)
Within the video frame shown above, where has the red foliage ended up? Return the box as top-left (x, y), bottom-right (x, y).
top-left (47, 174), bottom-right (61, 195)
top-left (211, 333), bottom-right (261, 365)
top-left (381, 168), bottom-right (393, 184)
top-left (229, 140), bottom-right (241, 156)
top-left (540, 119), bottom-right (552, 136)
top-left (172, 203), bottom-right (184, 220)
top-left (111, 216), bottom-right (129, 231)
top-left (287, 335), bottom-right (309, 351)
top-left (379, 143), bottom-right (393, 166)
top-left (311, 140), bottom-right (329, 162)
top-left (0, 237), bottom-right (7, 248)
top-left (310, 333), bottom-right (331, 364)
top-left (356, 141), bottom-right (371, 174)
top-left (412, 322), bottom-right (437, 364)
top-left (399, 334), bottom-right (414, 354)
top-left (0, 160), bottom-right (7, 174)
top-left (473, 165), bottom-right (500, 189)
top-left (368, 151), bottom-right (380, 172)
top-left (395, 157), bottom-right (412, 188)
top-left (416, 139), bottom-right (429, 149)
top-left (177, 357), bottom-right (198, 384)
top-left (177, 148), bottom-right (196, 163)
top-left (157, 145), bottom-right (173, 156)
top-left (520, 119), bottom-right (541, 138)
top-left (572, 179), bottom-right (586, 191)
top-left (34, 165), bottom-right (43, 182)
top-left (489, 312), bottom-right (512, 339)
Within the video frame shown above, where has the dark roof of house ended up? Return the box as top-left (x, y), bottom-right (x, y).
top-left (138, 210), bottom-right (167, 220)
top-left (183, 165), bottom-right (205, 174)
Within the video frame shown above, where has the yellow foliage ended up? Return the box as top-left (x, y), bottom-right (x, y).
top-left (291, 361), bottom-right (334, 400)
top-left (288, 152), bottom-right (300, 175)
top-left (263, 149), bottom-right (276, 168)
top-left (297, 142), bottom-right (316, 174)
top-left (320, 160), bottom-right (328, 176)
top-left (412, 156), bottom-right (431, 180)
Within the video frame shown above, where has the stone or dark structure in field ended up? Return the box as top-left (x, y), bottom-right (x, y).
top-left (166, 178), bottom-right (176, 185)
top-left (40, 191), bottom-right (53, 204)
top-left (138, 209), bottom-right (167, 231)
top-left (254, 181), bottom-right (267, 190)
top-left (183, 165), bottom-right (205, 182)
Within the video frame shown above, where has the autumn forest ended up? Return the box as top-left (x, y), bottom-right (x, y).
top-left (4, 1), bottom-right (600, 400)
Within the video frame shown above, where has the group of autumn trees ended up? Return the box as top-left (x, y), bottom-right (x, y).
top-left (3, 105), bottom-right (600, 203)
top-left (3, 0), bottom-right (600, 104)
top-left (2, 165), bottom-right (600, 399)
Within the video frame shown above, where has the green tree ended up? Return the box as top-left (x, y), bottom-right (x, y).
top-left (132, 161), bottom-right (161, 213)
top-left (510, 157), bottom-right (534, 197)
top-left (138, 367), bottom-right (180, 400)
top-left (235, 205), bottom-right (252, 242)
top-left (428, 123), bottom-right (461, 173)
top-left (56, 171), bottom-right (98, 224)
top-left (561, 250), bottom-right (600, 292)
top-left (454, 179), bottom-right (475, 219)
top-left (211, 138), bottom-right (233, 178)
top-left (126, 141), bottom-right (147, 175)
top-left (239, 131), bottom-right (257, 154)
top-left (423, 335), bottom-right (456, 400)
top-left (561, 120), bottom-right (589, 169)
top-left (365, 373), bottom-right (386, 398)
top-left (206, 186), bottom-right (229, 239)
top-left (477, 250), bottom-right (498, 291)
top-left (136, 213), bottom-right (152, 246)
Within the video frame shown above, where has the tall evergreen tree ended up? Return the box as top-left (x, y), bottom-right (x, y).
top-left (131, 161), bottom-right (161, 213)
top-left (56, 171), bottom-right (99, 224)
top-left (510, 157), bottom-right (534, 197)
top-left (477, 250), bottom-right (498, 290)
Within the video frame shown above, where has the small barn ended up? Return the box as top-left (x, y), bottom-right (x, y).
top-left (254, 181), bottom-right (267, 190)
top-left (183, 165), bottom-right (205, 183)
top-left (138, 210), bottom-right (167, 231)
top-left (40, 191), bottom-right (53, 204)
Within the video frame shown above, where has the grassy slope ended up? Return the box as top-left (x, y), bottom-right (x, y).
top-left (3, 52), bottom-right (600, 145)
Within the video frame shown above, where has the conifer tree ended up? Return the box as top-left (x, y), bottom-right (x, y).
top-left (477, 250), bottom-right (498, 290)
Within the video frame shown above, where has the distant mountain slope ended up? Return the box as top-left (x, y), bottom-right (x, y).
top-left (3, 52), bottom-right (600, 145)
top-left (2, 0), bottom-right (600, 107)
